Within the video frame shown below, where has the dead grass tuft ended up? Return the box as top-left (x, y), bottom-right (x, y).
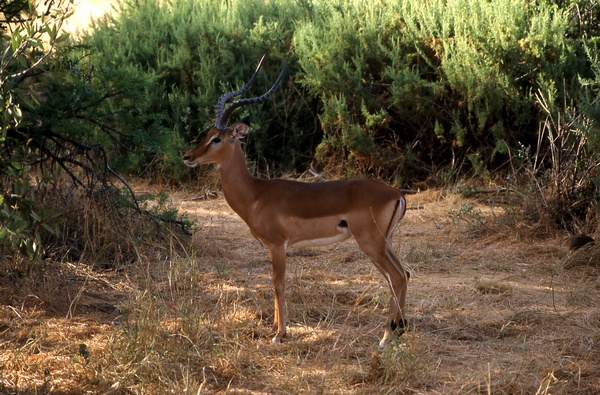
top-left (362, 344), bottom-right (428, 388)
top-left (563, 242), bottom-right (600, 270)
top-left (5, 175), bottom-right (193, 268)
top-left (474, 278), bottom-right (513, 295)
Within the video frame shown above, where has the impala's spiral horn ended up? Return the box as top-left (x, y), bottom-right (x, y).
top-left (214, 55), bottom-right (288, 132)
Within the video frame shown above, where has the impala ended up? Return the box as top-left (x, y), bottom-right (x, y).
top-left (184, 57), bottom-right (410, 348)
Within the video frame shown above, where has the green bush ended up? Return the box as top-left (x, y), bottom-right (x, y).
top-left (0, 0), bottom-right (192, 261)
top-left (84, 0), bottom-right (319, 177)
top-left (1, 0), bottom-right (70, 258)
top-left (293, 0), bottom-right (588, 180)
top-left (79, 0), bottom-right (598, 185)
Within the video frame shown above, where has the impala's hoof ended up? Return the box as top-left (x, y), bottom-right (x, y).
top-left (378, 337), bottom-right (390, 349)
top-left (379, 318), bottom-right (408, 348)
top-left (391, 317), bottom-right (408, 335)
top-left (271, 331), bottom-right (286, 344)
top-left (379, 331), bottom-right (401, 349)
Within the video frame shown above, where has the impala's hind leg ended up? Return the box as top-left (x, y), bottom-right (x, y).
top-left (354, 235), bottom-right (409, 348)
top-left (380, 244), bottom-right (410, 347)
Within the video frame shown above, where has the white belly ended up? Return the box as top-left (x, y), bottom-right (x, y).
top-left (291, 228), bottom-right (352, 248)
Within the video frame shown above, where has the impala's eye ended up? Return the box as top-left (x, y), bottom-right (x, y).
top-left (209, 136), bottom-right (222, 145)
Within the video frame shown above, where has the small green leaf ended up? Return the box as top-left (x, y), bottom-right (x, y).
top-left (11, 29), bottom-right (23, 51)
top-left (42, 223), bottom-right (59, 236)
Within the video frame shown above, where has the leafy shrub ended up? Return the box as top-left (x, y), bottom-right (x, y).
top-left (0, 0), bottom-right (192, 262)
top-left (0, 175), bottom-right (59, 258)
top-left (78, 0), bottom-right (598, 189)
top-left (1, 0), bottom-right (71, 259)
top-left (293, 0), bottom-right (587, 181)
top-left (83, 0), bottom-right (319, 177)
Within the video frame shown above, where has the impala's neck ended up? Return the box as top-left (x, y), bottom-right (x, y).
top-left (218, 141), bottom-right (257, 222)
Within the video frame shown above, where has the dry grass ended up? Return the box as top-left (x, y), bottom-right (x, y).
top-left (1, 188), bottom-right (599, 394)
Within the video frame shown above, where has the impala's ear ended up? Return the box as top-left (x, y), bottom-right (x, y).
top-left (231, 119), bottom-right (250, 140)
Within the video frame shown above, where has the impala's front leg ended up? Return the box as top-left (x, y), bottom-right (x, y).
top-left (268, 245), bottom-right (287, 344)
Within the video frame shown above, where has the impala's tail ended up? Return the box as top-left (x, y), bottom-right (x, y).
top-left (385, 195), bottom-right (407, 239)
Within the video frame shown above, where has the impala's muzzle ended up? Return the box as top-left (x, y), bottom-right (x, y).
top-left (183, 154), bottom-right (198, 167)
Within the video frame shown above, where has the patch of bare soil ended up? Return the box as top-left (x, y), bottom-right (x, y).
top-left (1, 188), bottom-right (599, 394)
